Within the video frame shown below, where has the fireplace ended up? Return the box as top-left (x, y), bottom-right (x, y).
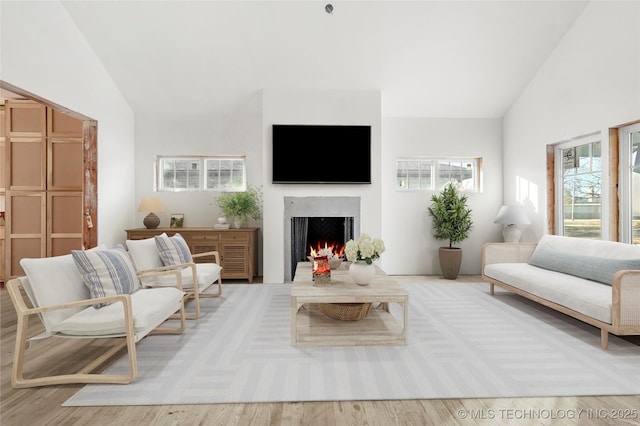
top-left (290, 216), bottom-right (354, 279)
top-left (284, 197), bottom-right (360, 281)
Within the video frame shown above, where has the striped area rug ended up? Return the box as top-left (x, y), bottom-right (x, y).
top-left (64, 282), bottom-right (640, 406)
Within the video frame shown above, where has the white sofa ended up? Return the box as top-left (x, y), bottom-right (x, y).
top-left (482, 235), bottom-right (640, 349)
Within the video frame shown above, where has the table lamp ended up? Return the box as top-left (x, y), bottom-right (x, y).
top-left (494, 205), bottom-right (530, 242)
top-left (138, 197), bottom-right (165, 229)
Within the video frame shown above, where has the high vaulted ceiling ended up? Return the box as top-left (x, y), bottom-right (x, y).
top-left (61, 1), bottom-right (588, 118)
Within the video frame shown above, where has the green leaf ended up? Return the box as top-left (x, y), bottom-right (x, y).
top-left (427, 183), bottom-right (473, 247)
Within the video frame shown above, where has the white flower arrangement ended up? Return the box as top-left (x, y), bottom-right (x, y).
top-left (344, 233), bottom-right (385, 265)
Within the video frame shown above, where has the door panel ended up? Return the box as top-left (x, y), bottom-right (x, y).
top-left (9, 138), bottom-right (46, 190)
top-left (48, 191), bottom-right (83, 256)
top-left (7, 192), bottom-right (46, 277)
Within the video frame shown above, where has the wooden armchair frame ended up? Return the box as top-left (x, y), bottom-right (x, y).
top-left (136, 250), bottom-right (222, 320)
top-left (6, 272), bottom-right (186, 389)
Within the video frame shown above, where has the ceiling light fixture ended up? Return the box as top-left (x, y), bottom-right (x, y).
top-left (325, 3), bottom-right (333, 14)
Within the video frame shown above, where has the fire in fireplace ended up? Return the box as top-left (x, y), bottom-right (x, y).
top-left (309, 241), bottom-right (345, 259)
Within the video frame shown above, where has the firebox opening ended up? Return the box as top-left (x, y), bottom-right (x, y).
top-left (290, 215), bottom-right (354, 280)
top-left (306, 217), bottom-right (347, 259)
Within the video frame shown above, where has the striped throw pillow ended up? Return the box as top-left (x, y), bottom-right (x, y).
top-left (155, 233), bottom-right (193, 266)
top-left (71, 245), bottom-right (139, 308)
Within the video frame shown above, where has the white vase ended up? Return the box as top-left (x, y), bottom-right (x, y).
top-left (233, 217), bottom-right (244, 229)
top-left (349, 261), bottom-right (375, 285)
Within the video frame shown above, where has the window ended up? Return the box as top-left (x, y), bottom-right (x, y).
top-left (157, 156), bottom-right (246, 192)
top-left (618, 122), bottom-right (640, 244)
top-left (396, 157), bottom-right (480, 191)
top-left (554, 134), bottom-right (602, 239)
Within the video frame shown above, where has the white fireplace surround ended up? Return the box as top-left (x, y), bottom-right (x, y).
top-left (283, 196), bottom-right (361, 282)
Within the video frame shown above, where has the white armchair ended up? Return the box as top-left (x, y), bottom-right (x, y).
top-left (6, 247), bottom-right (186, 388)
top-left (126, 233), bottom-right (222, 319)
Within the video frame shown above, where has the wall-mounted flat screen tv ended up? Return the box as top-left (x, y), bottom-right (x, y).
top-left (272, 124), bottom-right (371, 184)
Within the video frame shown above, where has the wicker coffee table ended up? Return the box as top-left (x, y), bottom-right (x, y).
top-left (290, 263), bottom-right (408, 346)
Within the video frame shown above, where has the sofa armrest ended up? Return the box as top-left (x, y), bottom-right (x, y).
top-left (612, 270), bottom-right (640, 328)
top-left (482, 242), bottom-right (538, 267)
top-left (192, 250), bottom-right (221, 265)
top-left (137, 267), bottom-right (187, 291)
top-left (6, 278), bottom-right (134, 337)
top-left (8, 278), bottom-right (132, 317)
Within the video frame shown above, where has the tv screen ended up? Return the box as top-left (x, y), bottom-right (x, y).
top-left (272, 124), bottom-right (371, 184)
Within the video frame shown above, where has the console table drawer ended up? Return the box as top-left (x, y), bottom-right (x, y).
top-left (221, 232), bottom-right (249, 242)
top-left (191, 234), bottom-right (219, 242)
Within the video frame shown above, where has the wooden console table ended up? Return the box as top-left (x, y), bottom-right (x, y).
top-left (125, 227), bottom-right (258, 283)
top-left (291, 262), bottom-right (408, 346)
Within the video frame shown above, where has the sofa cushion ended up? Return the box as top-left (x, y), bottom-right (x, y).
top-left (126, 235), bottom-right (165, 271)
top-left (72, 245), bottom-right (139, 308)
top-left (528, 243), bottom-right (640, 285)
top-left (484, 263), bottom-right (612, 323)
top-left (155, 233), bottom-right (193, 266)
top-left (52, 287), bottom-right (184, 338)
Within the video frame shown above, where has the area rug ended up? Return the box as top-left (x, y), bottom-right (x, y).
top-left (64, 281), bottom-right (640, 406)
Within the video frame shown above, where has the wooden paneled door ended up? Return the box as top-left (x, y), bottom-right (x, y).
top-left (46, 107), bottom-right (84, 258)
top-left (5, 101), bottom-right (47, 277)
top-left (1, 91), bottom-right (97, 281)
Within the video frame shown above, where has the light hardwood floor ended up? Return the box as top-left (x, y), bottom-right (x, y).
top-left (1, 277), bottom-right (639, 426)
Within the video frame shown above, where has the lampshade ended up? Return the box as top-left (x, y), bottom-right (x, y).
top-left (493, 205), bottom-right (530, 225)
top-left (137, 197), bottom-right (165, 213)
top-left (138, 197), bottom-right (165, 229)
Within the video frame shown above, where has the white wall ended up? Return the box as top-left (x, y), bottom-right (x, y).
top-left (133, 92), bottom-right (263, 228)
top-left (503, 1), bottom-right (640, 241)
top-left (381, 118), bottom-right (503, 275)
top-left (262, 89), bottom-right (382, 283)
top-left (0, 1), bottom-right (136, 248)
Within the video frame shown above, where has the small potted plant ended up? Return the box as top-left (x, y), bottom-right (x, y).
top-left (216, 186), bottom-right (263, 228)
top-left (427, 182), bottom-right (473, 279)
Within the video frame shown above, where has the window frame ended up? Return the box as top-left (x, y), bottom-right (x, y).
top-left (395, 157), bottom-right (481, 192)
top-left (553, 133), bottom-right (604, 239)
top-left (618, 122), bottom-right (640, 244)
top-left (155, 155), bottom-right (247, 192)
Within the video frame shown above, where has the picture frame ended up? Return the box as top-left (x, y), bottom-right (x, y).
top-left (170, 213), bottom-right (184, 228)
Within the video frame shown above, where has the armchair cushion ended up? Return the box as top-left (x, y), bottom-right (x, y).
top-left (126, 235), bottom-right (166, 271)
top-left (155, 233), bottom-right (192, 266)
top-left (144, 263), bottom-right (222, 291)
top-left (72, 245), bottom-right (139, 308)
top-left (52, 287), bottom-right (184, 337)
top-left (20, 254), bottom-right (91, 332)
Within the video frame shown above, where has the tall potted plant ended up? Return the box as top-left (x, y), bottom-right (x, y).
top-left (216, 186), bottom-right (263, 228)
top-left (427, 183), bottom-right (473, 279)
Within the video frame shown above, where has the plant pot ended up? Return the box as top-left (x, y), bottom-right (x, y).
top-left (439, 247), bottom-right (462, 280)
top-left (233, 217), bottom-right (244, 229)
